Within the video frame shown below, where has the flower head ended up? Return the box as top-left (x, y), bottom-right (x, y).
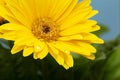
top-left (0, 0), bottom-right (104, 69)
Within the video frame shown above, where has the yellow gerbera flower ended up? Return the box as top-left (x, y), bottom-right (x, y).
top-left (0, 0), bottom-right (104, 69)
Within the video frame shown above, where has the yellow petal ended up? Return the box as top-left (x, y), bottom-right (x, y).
top-left (11, 44), bottom-right (24, 54)
top-left (50, 42), bottom-right (73, 68)
top-left (20, 0), bottom-right (35, 25)
top-left (0, 23), bottom-right (29, 33)
top-left (11, 29), bottom-right (36, 46)
top-left (0, 1), bottom-right (20, 23)
top-left (48, 42), bottom-right (73, 69)
top-left (20, 0), bottom-right (36, 18)
top-left (59, 51), bottom-right (73, 69)
top-left (47, 43), bottom-right (59, 55)
top-left (56, 0), bottom-right (78, 24)
top-left (76, 0), bottom-right (91, 8)
top-left (59, 33), bottom-right (104, 44)
top-left (76, 0), bottom-right (98, 19)
top-left (58, 34), bottom-right (83, 41)
top-left (52, 41), bottom-right (91, 56)
top-left (34, 40), bottom-right (45, 53)
top-left (35, 0), bottom-right (52, 17)
top-left (48, 0), bottom-right (76, 21)
top-left (38, 44), bottom-right (48, 59)
top-left (65, 41), bottom-right (96, 60)
top-left (92, 25), bottom-right (101, 31)
top-left (33, 40), bottom-right (46, 59)
top-left (23, 47), bottom-right (33, 57)
top-left (85, 10), bottom-right (98, 19)
top-left (11, 33), bottom-right (33, 54)
top-left (2, 0), bottom-right (33, 27)
top-left (0, 0), bottom-right (5, 4)
top-left (60, 0), bottom-right (92, 30)
top-left (62, 64), bottom-right (69, 69)
top-left (60, 20), bottom-right (97, 36)
top-left (50, 41), bottom-right (70, 53)
top-left (59, 32), bottom-right (103, 45)
top-left (47, 43), bottom-right (64, 65)
top-left (53, 41), bottom-right (96, 60)
top-left (13, 35), bottom-right (34, 47)
top-left (80, 33), bottom-right (104, 44)
top-left (0, 31), bottom-right (17, 40)
top-left (84, 53), bottom-right (95, 60)
top-left (72, 41), bottom-right (96, 53)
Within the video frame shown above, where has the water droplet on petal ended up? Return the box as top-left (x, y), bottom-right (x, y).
top-left (35, 46), bottom-right (41, 52)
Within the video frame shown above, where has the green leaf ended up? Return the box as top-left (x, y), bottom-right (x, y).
top-left (72, 53), bottom-right (93, 71)
top-left (93, 24), bottom-right (109, 36)
top-left (95, 52), bottom-right (106, 61)
top-left (103, 47), bottom-right (120, 80)
top-left (0, 39), bottom-right (10, 50)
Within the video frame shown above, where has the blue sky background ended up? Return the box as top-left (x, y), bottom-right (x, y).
top-left (91, 0), bottom-right (120, 40)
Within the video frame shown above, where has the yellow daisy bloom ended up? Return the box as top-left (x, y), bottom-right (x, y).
top-left (0, 0), bottom-right (104, 69)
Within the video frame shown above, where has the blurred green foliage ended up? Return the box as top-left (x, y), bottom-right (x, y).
top-left (93, 24), bottom-right (109, 36)
top-left (104, 47), bottom-right (120, 80)
top-left (0, 22), bottom-right (120, 80)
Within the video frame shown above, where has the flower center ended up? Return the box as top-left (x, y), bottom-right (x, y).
top-left (42, 25), bottom-right (50, 34)
top-left (31, 18), bottom-right (59, 41)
